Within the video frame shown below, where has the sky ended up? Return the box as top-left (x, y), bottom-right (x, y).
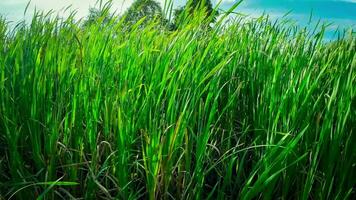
top-left (223, 1), bottom-right (356, 26)
top-left (0, 0), bottom-right (355, 38)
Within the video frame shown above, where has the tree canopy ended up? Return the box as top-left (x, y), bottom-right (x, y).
top-left (123, 0), bottom-right (166, 28)
top-left (173, 0), bottom-right (217, 28)
top-left (82, 0), bottom-right (218, 30)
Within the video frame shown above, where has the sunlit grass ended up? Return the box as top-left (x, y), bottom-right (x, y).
top-left (0, 4), bottom-right (355, 200)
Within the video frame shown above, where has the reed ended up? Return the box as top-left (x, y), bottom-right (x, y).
top-left (0, 3), bottom-right (355, 199)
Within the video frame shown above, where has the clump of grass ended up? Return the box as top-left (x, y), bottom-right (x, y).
top-left (0, 3), bottom-right (355, 200)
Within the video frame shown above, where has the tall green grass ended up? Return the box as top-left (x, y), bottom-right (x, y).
top-left (0, 5), bottom-right (355, 200)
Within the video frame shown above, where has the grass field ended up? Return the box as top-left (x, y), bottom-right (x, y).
top-left (0, 4), bottom-right (355, 200)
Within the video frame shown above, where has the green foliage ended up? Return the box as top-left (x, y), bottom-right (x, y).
top-left (123, 0), bottom-right (167, 29)
top-left (0, 4), bottom-right (355, 200)
top-left (82, 1), bottom-right (114, 27)
top-left (82, 8), bottom-right (111, 27)
top-left (173, 0), bottom-right (218, 29)
top-left (187, 0), bottom-right (215, 18)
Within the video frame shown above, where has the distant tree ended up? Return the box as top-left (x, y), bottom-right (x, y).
top-left (123, 0), bottom-right (167, 28)
top-left (82, 6), bottom-right (113, 27)
top-left (172, 7), bottom-right (184, 29)
top-left (173, 0), bottom-right (218, 29)
top-left (188, 0), bottom-right (215, 18)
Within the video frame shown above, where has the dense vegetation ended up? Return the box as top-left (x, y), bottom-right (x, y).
top-left (0, 1), bottom-right (355, 199)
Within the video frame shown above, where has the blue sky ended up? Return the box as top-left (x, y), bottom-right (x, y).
top-left (0, 0), bottom-right (355, 38)
top-left (234, 0), bottom-right (356, 39)
top-left (222, 0), bottom-right (356, 24)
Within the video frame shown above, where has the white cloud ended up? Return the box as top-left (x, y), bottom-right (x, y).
top-left (24, 0), bottom-right (135, 19)
top-left (0, 0), bottom-right (172, 23)
top-left (219, 0), bottom-right (235, 4)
